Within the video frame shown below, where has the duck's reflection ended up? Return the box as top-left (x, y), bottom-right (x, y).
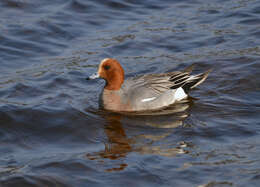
top-left (87, 99), bottom-right (193, 171)
top-left (99, 114), bottom-right (132, 160)
top-left (86, 114), bottom-right (131, 171)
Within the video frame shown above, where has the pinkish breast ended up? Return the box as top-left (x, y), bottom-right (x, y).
top-left (102, 89), bottom-right (132, 111)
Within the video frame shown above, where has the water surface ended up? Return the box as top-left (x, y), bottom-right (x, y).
top-left (0, 0), bottom-right (260, 186)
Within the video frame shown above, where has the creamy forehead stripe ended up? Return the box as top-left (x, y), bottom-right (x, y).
top-left (101, 58), bottom-right (110, 64)
top-left (141, 97), bottom-right (156, 102)
top-left (98, 58), bottom-right (110, 74)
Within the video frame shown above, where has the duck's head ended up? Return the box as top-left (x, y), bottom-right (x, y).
top-left (87, 58), bottom-right (125, 90)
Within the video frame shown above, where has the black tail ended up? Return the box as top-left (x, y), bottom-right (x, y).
top-left (182, 69), bottom-right (211, 93)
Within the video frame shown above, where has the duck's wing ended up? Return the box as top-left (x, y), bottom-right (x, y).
top-left (128, 65), bottom-right (210, 94)
top-left (137, 72), bottom-right (186, 94)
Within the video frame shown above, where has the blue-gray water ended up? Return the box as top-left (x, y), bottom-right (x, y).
top-left (0, 0), bottom-right (260, 186)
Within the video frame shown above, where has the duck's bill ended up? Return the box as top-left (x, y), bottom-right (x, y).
top-left (86, 72), bottom-right (100, 80)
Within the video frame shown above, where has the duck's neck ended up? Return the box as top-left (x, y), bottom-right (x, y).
top-left (105, 72), bottom-right (124, 90)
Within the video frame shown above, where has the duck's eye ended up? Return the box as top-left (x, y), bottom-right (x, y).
top-left (104, 65), bottom-right (110, 70)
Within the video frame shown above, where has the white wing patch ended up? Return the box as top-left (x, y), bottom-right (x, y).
top-left (141, 97), bottom-right (156, 102)
top-left (174, 87), bottom-right (187, 101)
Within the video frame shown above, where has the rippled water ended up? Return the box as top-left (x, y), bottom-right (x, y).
top-left (0, 0), bottom-right (260, 186)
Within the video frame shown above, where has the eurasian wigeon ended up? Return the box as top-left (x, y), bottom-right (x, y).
top-left (87, 58), bottom-right (210, 112)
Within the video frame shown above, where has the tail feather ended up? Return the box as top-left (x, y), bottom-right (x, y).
top-left (182, 69), bottom-right (211, 93)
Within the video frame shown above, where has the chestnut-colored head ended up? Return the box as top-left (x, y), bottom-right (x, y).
top-left (98, 58), bottom-right (125, 90)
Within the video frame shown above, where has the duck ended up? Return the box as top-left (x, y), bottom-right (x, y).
top-left (87, 58), bottom-right (210, 112)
